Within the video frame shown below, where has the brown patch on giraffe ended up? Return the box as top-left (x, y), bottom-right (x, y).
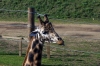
top-left (36, 44), bottom-right (40, 50)
top-left (33, 52), bottom-right (42, 66)
top-left (34, 60), bottom-right (38, 64)
top-left (28, 52), bottom-right (34, 62)
top-left (25, 64), bottom-right (30, 66)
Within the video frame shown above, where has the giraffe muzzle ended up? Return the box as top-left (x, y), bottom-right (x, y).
top-left (57, 38), bottom-right (64, 45)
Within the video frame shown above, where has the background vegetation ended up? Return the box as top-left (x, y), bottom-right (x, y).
top-left (0, 0), bottom-right (100, 20)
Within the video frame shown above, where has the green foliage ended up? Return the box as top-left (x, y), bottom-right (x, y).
top-left (0, 0), bottom-right (100, 20)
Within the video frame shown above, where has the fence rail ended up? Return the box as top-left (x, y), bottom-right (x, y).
top-left (0, 38), bottom-right (100, 54)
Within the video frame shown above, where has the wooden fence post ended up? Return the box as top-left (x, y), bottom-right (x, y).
top-left (46, 43), bottom-right (50, 59)
top-left (19, 37), bottom-right (23, 56)
top-left (28, 7), bottom-right (35, 40)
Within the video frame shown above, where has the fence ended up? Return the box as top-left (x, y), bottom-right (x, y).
top-left (0, 37), bottom-right (100, 66)
top-left (0, 8), bottom-right (100, 66)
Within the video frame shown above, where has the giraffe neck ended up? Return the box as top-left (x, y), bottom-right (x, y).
top-left (23, 37), bottom-right (43, 66)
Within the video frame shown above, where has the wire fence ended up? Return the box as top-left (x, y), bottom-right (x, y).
top-left (0, 37), bottom-right (100, 55)
top-left (0, 9), bottom-right (44, 18)
top-left (0, 9), bottom-right (100, 66)
top-left (0, 37), bottom-right (100, 66)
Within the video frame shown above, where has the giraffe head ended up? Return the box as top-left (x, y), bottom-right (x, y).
top-left (36, 14), bottom-right (64, 45)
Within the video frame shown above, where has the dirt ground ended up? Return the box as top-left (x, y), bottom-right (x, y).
top-left (0, 21), bottom-right (100, 40)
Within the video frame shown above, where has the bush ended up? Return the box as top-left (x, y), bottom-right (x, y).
top-left (0, 0), bottom-right (100, 20)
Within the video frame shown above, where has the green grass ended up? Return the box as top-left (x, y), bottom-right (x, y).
top-left (50, 18), bottom-right (100, 24)
top-left (0, 55), bottom-right (23, 66)
top-left (0, 17), bottom-right (100, 25)
top-left (0, 0), bottom-right (100, 24)
top-left (0, 0), bottom-right (100, 19)
top-left (0, 17), bottom-right (28, 22)
top-left (0, 53), bottom-right (100, 66)
top-left (0, 54), bottom-right (66, 66)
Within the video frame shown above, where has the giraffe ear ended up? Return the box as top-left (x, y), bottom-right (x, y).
top-left (30, 31), bottom-right (38, 37)
top-left (37, 15), bottom-right (44, 25)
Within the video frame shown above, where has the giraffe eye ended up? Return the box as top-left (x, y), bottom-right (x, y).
top-left (42, 31), bottom-right (48, 34)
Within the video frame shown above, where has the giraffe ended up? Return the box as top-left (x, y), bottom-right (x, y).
top-left (23, 14), bottom-right (64, 66)
top-left (38, 14), bottom-right (64, 45)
